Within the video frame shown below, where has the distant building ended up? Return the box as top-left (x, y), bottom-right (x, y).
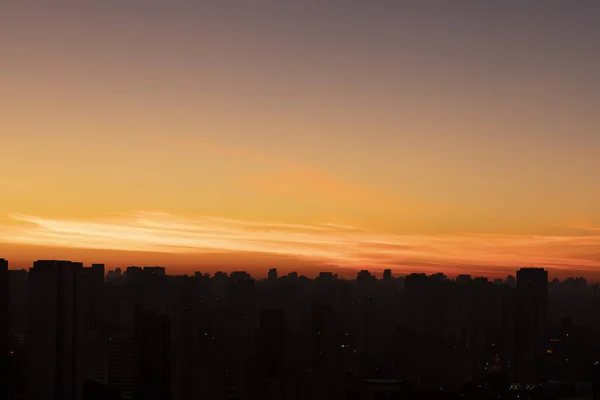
top-left (0, 258), bottom-right (8, 395)
top-left (317, 272), bottom-right (337, 282)
top-left (107, 268), bottom-right (122, 281)
top-left (143, 266), bottom-right (165, 277)
top-left (212, 271), bottom-right (229, 282)
top-left (356, 270), bottom-right (375, 285)
top-left (82, 264), bottom-right (108, 386)
top-left (268, 268), bottom-right (278, 281)
top-left (230, 271), bottom-right (252, 282)
top-left (431, 272), bottom-right (447, 281)
top-left (28, 260), bottom-right (85, 400)
top-left (514, 268), bottom-right (548, 383)
top-left (383, 269), bottom-right (392, 281)
top-left (506, 275), bottom-right (516, 287)
top-left (125, 266), bottom-right (144, 282)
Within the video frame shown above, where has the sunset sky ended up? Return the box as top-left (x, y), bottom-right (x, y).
top-left (1, 2), bottom-right (600, 279)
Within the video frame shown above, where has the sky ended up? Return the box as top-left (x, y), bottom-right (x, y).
top-left (1, 1), bottom-right (600, 279)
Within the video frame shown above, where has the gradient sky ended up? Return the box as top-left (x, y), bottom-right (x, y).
top-left (1, 2), bottom-right (600, 279)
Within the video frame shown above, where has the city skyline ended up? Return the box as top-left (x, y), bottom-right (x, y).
top-left (7, 261), bottom-right (599, 399)
top-left (2, 2), bottom-right (600, 278)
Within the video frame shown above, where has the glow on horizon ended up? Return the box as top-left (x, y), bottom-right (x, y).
top-left (1, 212), bottom-right (599, 276)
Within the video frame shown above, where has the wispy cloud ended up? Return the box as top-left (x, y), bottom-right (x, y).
top-left (1, 212), bottom-right (600, 275)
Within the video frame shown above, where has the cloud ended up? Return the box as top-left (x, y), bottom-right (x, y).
top-left (1, 212), bottom-right (600, 275)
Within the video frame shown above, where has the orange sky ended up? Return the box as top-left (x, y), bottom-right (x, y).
top-left (1, 2), bottom-right (600, 279)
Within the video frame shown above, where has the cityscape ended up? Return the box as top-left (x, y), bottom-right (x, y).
top-left (4, 259), bottom-right (600, 399)
top-left (3, 2), bottom-right (600, 399)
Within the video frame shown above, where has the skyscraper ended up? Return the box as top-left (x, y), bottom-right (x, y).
top-left (0, 258), bottom-right (8, 397)
top-left (514, 268), bottom-right (548, 384)
top-left (28, 260), bottom-right (85, 400)
top-left (82, 264), bottom-right (108, 386)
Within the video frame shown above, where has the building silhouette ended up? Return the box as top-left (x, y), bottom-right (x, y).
top-left (356, 270), bottom-right (375, 286)
top-left (7, 268), bottom-right (28, 399)
top-left (383, 269), bottom-right (392, 281)
top-left (514, 267), bottom-right (548, 384)
top-left (107, 328), bottom-right (135, 400)
top-left (0, 258), bottom-right (8, 398)
top-left (9, 257), bottom-right (600, 398)
top-left (82, 263), bottom-right (108, 386)
top-left (268, 268), bottom-right (278, 281)
top-left (27, 260), bottom-right (85, 400)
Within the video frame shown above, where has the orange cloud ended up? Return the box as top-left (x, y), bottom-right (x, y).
top-left (1, 212), bottom-right (599, 276)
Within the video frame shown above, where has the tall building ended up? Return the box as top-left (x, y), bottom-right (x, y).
top-left (268, 268), bottom-right (278, 281)
top-left (82, 264), bottom-right (105, 327)
top-left (514, 268), bottom-right (548, 384)
top-left (82, 263), bottom-right (107, 384)
top-left (383, 269), bottom-right (392, 281)
top-left (169, 277), bottom-right (199, 400)
top-left (317, 272), bottom-right (336, 282)
top-left (107, 303), bottom-right (136, 400)
top-left (7, 268), bottom-right (28, 399)
top-left (0, 258), bottom-right (8, 397)
top-left (8, 269), bottom-right (28, 336)
top-left (28, 260), bottom-right (85, 400)
top-left (88, 264), bottom-right (105, 287)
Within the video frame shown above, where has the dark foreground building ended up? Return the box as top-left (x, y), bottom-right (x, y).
top-left (28, 260), bottom-right (85, 400)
